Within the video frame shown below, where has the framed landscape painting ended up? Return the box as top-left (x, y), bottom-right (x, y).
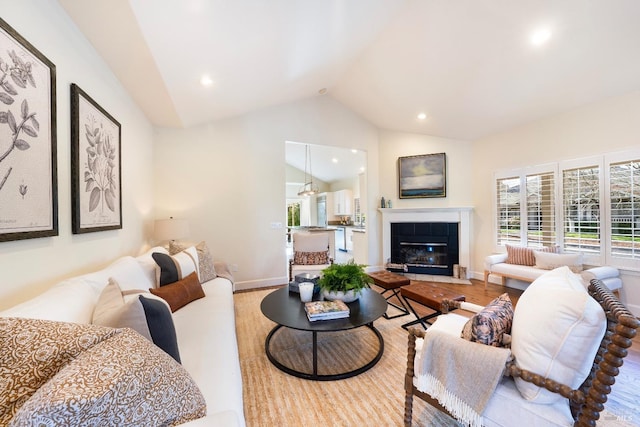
top-left (0, 17), bottom-right (58, 242)
top-left (398, 153), bottom-right (446, 198)
top-left (71, 84), bottom-right (122, 234)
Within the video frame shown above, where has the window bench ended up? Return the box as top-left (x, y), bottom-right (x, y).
top-left (484, 253), bottom-right (622, 294)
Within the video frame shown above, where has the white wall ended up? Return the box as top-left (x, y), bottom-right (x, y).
top-left (472, 91), bottom-right (640, 315)
top-left (0, 1), bottom-right (154, 310)
top-left (153, 96), bottom-right (379, 290)
top-left (376, 130), bottom-right (475, 266)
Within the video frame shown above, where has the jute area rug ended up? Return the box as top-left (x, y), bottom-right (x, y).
top-left (234, 287), bottom-right (637, 427)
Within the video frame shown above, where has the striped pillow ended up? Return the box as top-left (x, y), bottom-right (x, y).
top-left (506, 244), bottom-right (558, 266)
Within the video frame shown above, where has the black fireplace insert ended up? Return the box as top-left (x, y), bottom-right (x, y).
top-left (388, 222), bottom-right (459, 276)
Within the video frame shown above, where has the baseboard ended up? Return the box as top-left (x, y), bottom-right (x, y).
top-left (234, 276), bottom-right (287, 292)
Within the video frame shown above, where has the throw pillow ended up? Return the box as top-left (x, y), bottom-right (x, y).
top-left (150, 272), bottom-right (205, 312)
top-left (293, 250), bottom-right (329, 265)
top-left (461, 293), bottom-right (513, 347)
top-left (534, 251), bottom-right (583, 273)
top-left (92, 278), bottom-right (181, 363)
top-left (170, 240), bottom-right (217, 283)
top-left (505, 244), bottom-right (558, 266)
top-left (152, 246), bottom-right (199, 286)
top-left (0, 317), bottom-right (119, 425)
top-left (505, 245), bottom-right (535, 266)
top-left (9, 326), bottom-right (206, 426)
top-left (511, 266), bottom-right (606, 403)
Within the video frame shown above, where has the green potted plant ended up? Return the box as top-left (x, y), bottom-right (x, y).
top-left (318, 260), bottom-right (373, 303)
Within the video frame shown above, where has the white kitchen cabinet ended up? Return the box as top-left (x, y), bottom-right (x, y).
top-left (333, 189), bottom-right (353, 216)
top-left (352, 230), bottom-right (368, 265)
top-left (346, 227), bottom-right (354, 252)
top-left (319, 192), bottom-right (338, 222)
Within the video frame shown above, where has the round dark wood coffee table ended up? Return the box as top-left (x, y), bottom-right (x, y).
top-left (260, 287), bottom-right (387, 381)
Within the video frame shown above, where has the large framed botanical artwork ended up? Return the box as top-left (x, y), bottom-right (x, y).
top-left (398, 153), bottom-right (446, 198)
top-left (70, 84), bottom-right (122, 234)
top-left (0, 18), bottom-right (58, 242)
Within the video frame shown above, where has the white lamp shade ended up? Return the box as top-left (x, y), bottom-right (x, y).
top-left (154, 218), bottom-right (189, 242)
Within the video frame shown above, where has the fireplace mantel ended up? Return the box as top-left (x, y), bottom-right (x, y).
top-left (380, 207), bottom-right (473, 278)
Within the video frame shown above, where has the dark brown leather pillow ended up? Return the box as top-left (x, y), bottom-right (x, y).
top-left (150, 272), bottom-right (205, 312)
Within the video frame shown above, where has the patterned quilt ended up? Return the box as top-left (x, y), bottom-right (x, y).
top-left (0, 317), bottom-right (206, 426)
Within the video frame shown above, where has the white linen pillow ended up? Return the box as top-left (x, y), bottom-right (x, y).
top-left (104, 256), bottom-right (157, 291)
top-left (534, 251), bottom-right (583, 273)
top-left (511, 267), bottom-right (606, 403)
top-left (92, 278), bottom-right (181, 362)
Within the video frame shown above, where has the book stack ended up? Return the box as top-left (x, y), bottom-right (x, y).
top-left (304, 300), bottom-right (350, 322)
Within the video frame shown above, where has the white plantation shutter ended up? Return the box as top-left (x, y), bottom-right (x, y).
top-left (494, 150), bottom-right (638, 269)
top-left (496, 176), bottom-right (521, 246)
top-left (526, 172), bottom-right (555, 247)
top-left (562, 166), bottom-right (601, 255)
top-left (609, 159), bottom-right (640, 260)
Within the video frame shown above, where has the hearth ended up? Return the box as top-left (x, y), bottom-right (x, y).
top-left (388, 222), bottom-right (459, 276)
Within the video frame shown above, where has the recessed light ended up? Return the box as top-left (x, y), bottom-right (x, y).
top-left (417, 113), bottom-right (427, 120)
top-left (318, 88), bottom-right (328, 95)
top-left (200, 75), bottom-right (214, 87)
top-left (530, 28), bottom-right (551, 46)
top-left (332, 158), bottom-right (338, 164)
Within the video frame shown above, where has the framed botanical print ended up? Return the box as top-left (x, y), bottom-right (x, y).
top-left (70, 83), bottom-right (122, 234)
top-left (0, 17), bottom-right (58, 242)
top-left (398, 153), bottom-right (446, 198)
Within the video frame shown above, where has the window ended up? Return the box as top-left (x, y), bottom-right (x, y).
top-left (526, 171), bottom-right (555, 247)
top-left (562, 165), bottom-right (601, 256)
top-left (495, 166), bottom-right (556, 248)
top-left (287, 202), bottom-right (300, 227)
top-left (496, 176), bottom-right (521, 246)
top-left (494, 149), bottom-right (640, 268)
top-left (609, 158), bottom-right (640, 261)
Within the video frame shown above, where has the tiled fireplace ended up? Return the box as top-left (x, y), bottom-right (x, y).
top-left (380, 207), bottom-right (473, 279)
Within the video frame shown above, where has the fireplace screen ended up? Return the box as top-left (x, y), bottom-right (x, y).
top-left (399, 242), bottom-right (448, 268)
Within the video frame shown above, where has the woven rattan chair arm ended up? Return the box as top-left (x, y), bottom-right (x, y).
top-left (506, 362), bottom-right (585, 403)
top-left (408, 326), bottom-right (426, 339)
top-left (441, 298), bottom-right (463, 313)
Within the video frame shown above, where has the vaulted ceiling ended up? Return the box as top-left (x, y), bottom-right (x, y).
top-left (59, 0), bottom-right (640, 141)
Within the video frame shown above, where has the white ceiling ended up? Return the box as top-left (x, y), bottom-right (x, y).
top-left (285, 142), bottom-right (366, 183)
top-left (59, 0), bottom-right (640, 141)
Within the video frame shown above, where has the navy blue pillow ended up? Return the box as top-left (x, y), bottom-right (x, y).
top-left (152, 252), bottom-right (179, 286)
top-left (139, 295), bottom-right (181, 363)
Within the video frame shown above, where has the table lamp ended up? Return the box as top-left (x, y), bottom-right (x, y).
top-left (154, 217), bottom-right (189, 243)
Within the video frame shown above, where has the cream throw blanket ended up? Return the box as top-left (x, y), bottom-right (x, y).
top-left (415, 330), bottom-right (511, 427)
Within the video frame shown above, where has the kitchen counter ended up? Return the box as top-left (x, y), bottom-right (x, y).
top-left (290, 226), bottom-right (338, 231)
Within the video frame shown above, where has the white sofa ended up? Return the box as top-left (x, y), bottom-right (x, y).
top-left (0, 246), bottom-right (245, 427)
top-left (483, 252), bottom-right (622, 293)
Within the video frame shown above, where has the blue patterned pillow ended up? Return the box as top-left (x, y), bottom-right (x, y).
top-left (461, 293), bottom-right (513, 347)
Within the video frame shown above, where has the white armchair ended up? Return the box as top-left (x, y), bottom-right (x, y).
top-left (288, 232), bottom-right (333, 281)
top-left (404, 267), bottom-right (639, 427)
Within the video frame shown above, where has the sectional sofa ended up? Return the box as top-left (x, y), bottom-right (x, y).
top-left (0, 245), bottom-right (245, 426)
